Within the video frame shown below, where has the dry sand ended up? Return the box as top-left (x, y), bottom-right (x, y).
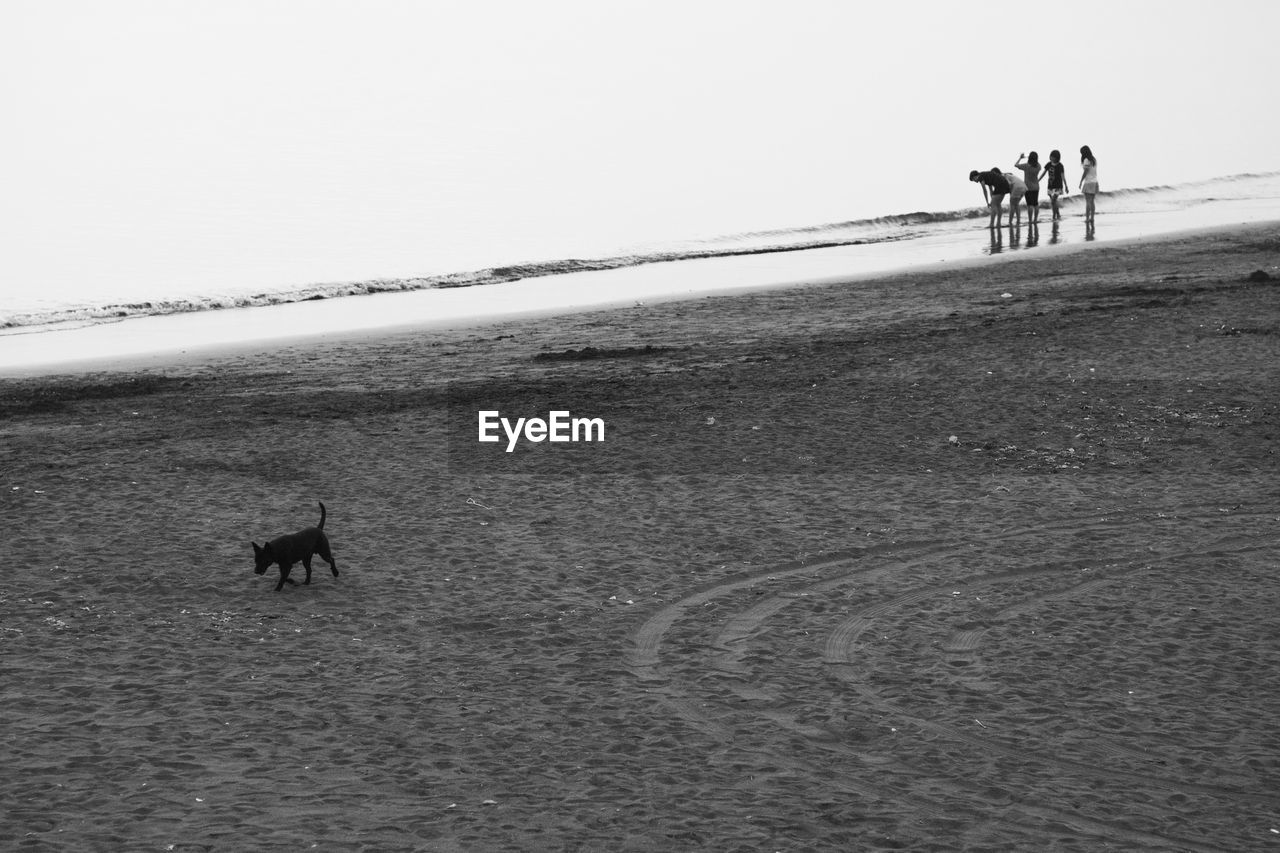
top-left (3, 223), bottom-right (1279, 851)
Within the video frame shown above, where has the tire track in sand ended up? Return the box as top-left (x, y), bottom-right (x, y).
top-left (627, 504), bottom-right (1279, 851)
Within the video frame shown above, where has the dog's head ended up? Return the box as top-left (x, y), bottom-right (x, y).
top-left (252, 542), bottom-right (273, 574)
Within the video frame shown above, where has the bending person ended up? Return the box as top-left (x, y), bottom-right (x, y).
top-left (970, 168), bottom-right (1012, 228)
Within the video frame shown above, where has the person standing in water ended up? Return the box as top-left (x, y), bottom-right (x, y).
top-left (970, 168), bottom-right (1011, 228)
top-left (1003, 168), bottom-right (1028, 228)
top-left (1079, 145), bottom-right (1099, 226)
top-left (1014, 152), bottom-right (1042, 225)
top-left (1041, 150), bottom-right (1068, 221)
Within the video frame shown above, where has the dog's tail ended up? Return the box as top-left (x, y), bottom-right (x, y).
top-left (318, 501), bottom-right (326, 530)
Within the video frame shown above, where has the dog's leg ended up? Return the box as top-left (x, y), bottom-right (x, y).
top-left (276, 564), bottom-right (296, 592)
top-left (302, 556), bottom-right (313, 585)
top-left (318, 538), bottom-right (339, 577)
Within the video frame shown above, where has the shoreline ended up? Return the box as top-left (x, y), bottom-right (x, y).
top-left (5, 169), bottom-right (1277, 353)
top-left (2, 220), bottom-right (1279, 850)
top-left (2, 219), bottom-right (1276, 379)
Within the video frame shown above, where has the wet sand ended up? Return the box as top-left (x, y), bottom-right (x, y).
top-left (2, 222), bottom-right (1279, 851)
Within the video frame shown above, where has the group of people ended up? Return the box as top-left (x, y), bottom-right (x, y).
top-left (970, 146), bottom-right (1099, 230)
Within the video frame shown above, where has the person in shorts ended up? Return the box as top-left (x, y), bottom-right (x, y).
top-left (1041, 150), bottom-right (1068, 221)
top-left (1014, 151), bottom-right (1042, 225)
top-left (970, 168), bottom-right (1012, 228)
top-left (1003, 169), bottom-right (1028, 227)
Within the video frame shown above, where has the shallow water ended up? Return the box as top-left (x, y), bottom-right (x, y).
top-left (2, 178), bottom-right (1277, 376)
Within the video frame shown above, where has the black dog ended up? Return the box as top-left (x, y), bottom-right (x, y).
top-left (252, 502), bottom-right (338, 591)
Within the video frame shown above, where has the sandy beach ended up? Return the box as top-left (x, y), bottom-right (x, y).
top-left (3, 222), bottom-right (1279, 851)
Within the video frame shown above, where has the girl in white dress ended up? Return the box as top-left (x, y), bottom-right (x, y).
top-left (1079, 145), bottom-right (1099, 226)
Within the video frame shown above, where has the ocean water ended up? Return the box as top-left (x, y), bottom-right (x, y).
top-left (4, 171), bottom-right (1278, 334)
top-left (1, 170), bottom-right (1278, 375)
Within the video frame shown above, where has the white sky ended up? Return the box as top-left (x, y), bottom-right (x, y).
top-left (2, 0), bottom-right (1278, 298)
